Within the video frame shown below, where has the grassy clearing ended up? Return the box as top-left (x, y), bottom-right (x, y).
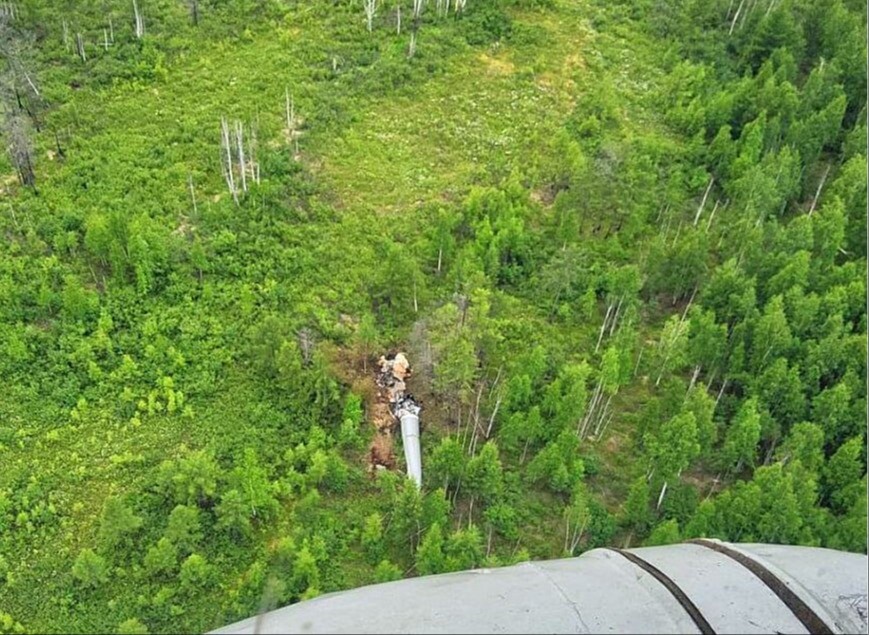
top-left (4, 0), bottom-right (863, 632)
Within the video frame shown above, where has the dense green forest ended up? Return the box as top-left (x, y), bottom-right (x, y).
top-left (1, 0), bottom-right (866, 632)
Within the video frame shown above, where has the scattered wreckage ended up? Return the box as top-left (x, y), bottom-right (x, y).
top-left (370, 352), bottom-right (422, 488)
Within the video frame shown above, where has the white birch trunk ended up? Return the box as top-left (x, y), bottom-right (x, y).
top-left (693, 177), bottom-right (714, 226)
top-left (808, 164), bottom-right (831, 217)
top-left (76, 33), bottom-right (87, 62)
top-left (608, 295), bottom-right (624, 337)
top-left (408, 30), bottom-right (416, 57)
top-left (133, 0), bottom-right (144, 38)
top-left (595, 302), bottom-right (614, 353)
top-left (729, 0), bottom-right (745, 34)
top-left (364, 0), bottom-right (376, 32)
top-left (656, 480), bottom-right (668, 509)
top-left (188, 175), bottom-right (198, 215)
top-left (220, 118), bottom-right (237, 204)
top-left (235, 121), bottom-right (247, 193)
top-left (714, 379), bottom-right (728, 409)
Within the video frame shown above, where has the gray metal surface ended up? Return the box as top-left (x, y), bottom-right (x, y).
top-left (630, 543), bottom-right (810, 634)
top-left (399, 412), bottom-right (422, 488)
top-left (737, 543), bottom-right (869, 634)
top-left (211, 542), bottom-right (869, 635)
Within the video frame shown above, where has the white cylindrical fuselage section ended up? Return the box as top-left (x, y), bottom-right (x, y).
top-left (399, 412), bottom-right (422, 488)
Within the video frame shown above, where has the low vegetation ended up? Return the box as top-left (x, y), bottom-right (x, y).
top-left (0, 0), bottom-right (865, 633)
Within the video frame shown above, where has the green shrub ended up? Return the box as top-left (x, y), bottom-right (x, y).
top-left (72, 549), bottom-right (108, 588)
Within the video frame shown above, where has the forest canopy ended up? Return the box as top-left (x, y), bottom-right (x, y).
top-left (0, 0), bottom-right (866, 633)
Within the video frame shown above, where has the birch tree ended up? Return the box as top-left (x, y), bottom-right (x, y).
top-left (644, 519), bottom-right (681, 546)
top-left (722, 398), bottom-right (761, 473)
top-left (578, 347), bottom-right (619, 440)
top-left (654, 314), bottom-right (690, 386)
top-left (75, 32), bottom-right (86, 62)
top-left (682, 384), bottom-right (717, 457)
top-left (284, 88), bottom-right (302, 157)
top-left (219, 117), bottom-right (237, 204)
top-left (363, 0), bottom-right (377, 32)
top-left (235, 120), bottom-right (247, 194)
top-left (133, 0), bottom-right (144, 39)
top-left (686, 308), bottom-right (726, 390)
top-left (465, 441), bottom-right (503, 506)
top-left (750, 295), bottom-right (792, 373)
top-left (645, 412), bottom-right (700, 509)
top-left (563, 482), bottom-right (590, 555)
top-left (596, 265), bottom-right (641, 353)
top-left (541, 362), bottom-right (590, 437)
top-left (416, 523), bottom-right (446, 575)
top-left (621, 476), bottom-right (652, 539)
top-left (408, 30), bottom-right (416, 58)
top-left (219, 118), bottom-right (260, 203)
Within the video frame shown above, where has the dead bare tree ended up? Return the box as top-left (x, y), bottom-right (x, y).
top-left (235, 120), bottom-right (247, 194)
top-left (248, 120), bottom-right (260, 185)
top-left (219, 117), bottom-right (238, 204)
top-left (0, 2), bottom-right (16, 20)
top-left (298, 328), bottom-right (315, 366)
top-left (75, 33), bottom-right (86, 61)
top-left (188, 174), bottom-right (198, 216)
top-left (186, 0), bottom-right (199, 25)
top-left (4, 111), bottom-right (35, 188)
top-left (396, 3), bottom-right (401, 34)
top-left (363, 0), bottom-right (377, 32)
top-left (219, 117), bottom-right (260, 203)
top-left (53, 128), bottom-right (66, 159)
top-left (1, 13), bottom-right (40, 187)
top-left (284, 88), bottom-right (303, 157)
top-left (412, 0), bottom-right (423, 20)
top-left (285, 87), bottom-right (295, 134)
top-left (454, 0), bottom-right (467, 14)
top-left (408, 30), bottom-right (416, 57)
top-left (133, 0), bottom-right (144, 38)
top-left (1, 14), bottom-right (37, 93)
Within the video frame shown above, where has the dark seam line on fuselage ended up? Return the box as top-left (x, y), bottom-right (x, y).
top-left (605, 547), bottom-right (716, 635)
top-left (688, 539), bottom-right (834, 635)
